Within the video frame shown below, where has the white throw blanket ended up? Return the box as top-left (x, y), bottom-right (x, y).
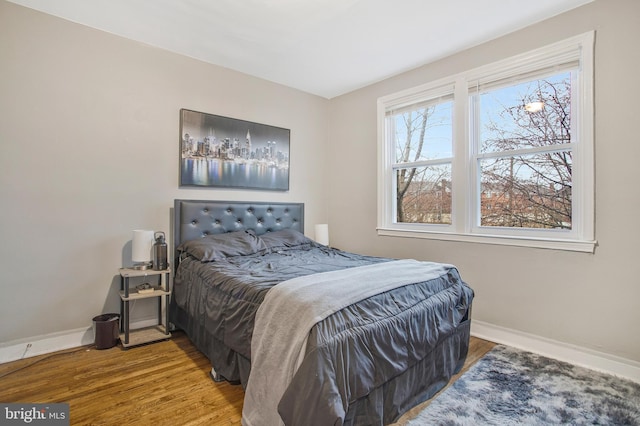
top-left (241, 259), bottom-right (454, 426)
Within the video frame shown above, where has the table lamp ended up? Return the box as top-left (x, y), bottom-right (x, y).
top-left (132, 230), bottom-right (154, 270)
top-left (315, 224), bottom-right (329, 246)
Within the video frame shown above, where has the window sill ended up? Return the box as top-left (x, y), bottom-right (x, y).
top-left (376, 227), bottom-right (597, 253)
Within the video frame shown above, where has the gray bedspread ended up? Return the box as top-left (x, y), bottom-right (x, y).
top-left (171, 244), bottom-right (474, 425)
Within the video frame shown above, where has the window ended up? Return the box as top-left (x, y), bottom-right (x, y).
top-left (387, 90), bottom-right (454, 225)
top-left (377, 32), bottom-right (595, 252)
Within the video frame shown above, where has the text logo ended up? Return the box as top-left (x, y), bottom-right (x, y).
top-left (1, 404), bottom-right (69, 425)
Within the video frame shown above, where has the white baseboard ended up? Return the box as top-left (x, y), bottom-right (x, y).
top-left (472, 320), bottom-right (640, 383)
top-left (0, 327), bottom-right (94, 364)
top-left (4, 318), bottom-right (639, 384)
top-left (0, 318), bottom-right (159, 365)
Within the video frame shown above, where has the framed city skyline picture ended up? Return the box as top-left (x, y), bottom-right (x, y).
top-left (179, 109), bottom-right (290, 191)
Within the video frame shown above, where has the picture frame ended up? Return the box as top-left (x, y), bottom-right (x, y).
top-left (179, 109), bottom-right (290, 191)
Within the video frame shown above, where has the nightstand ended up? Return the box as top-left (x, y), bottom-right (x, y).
top-left (118, 267), bottom-right (172, 348)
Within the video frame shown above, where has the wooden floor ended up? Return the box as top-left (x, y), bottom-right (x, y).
top-left (0, 332), bottom-right (495, 425)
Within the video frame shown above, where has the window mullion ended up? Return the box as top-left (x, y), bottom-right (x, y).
top-left (468, 84), bottom-right (482, 233)
top-left (476, 143), bottom-right (575, 160)
top-left (392, 158), bottom-right (453, 169)
top-left (452, 77), bottom-right (470, 233)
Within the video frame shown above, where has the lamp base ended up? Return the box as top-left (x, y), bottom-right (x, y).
top-left (132, 262), bottom-right (152, 270)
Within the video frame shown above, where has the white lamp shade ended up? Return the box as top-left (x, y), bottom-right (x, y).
top-left (132, 230), bottom-right (154, 262)
top-left (314, 224), bottom-right (329, 246)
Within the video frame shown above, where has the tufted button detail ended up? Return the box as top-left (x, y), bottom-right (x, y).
top-left (191, 220), bottom-right (197, 225)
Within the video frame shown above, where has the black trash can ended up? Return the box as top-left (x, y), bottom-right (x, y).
top-left (93, 313), bottom-right (120, 349)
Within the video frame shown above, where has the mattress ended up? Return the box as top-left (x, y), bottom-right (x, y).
top-left (170, 229), bottom-right (473, 425)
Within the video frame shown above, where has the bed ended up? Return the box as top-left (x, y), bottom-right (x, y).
top-left (169, 199), bottom-right (474, 426)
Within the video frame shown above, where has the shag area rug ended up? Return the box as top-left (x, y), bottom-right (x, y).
top-left (407, 345), bottom-right (640, 425)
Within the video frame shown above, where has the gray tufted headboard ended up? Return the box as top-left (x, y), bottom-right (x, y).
top-left (173, 199), bottom-right (304, 267)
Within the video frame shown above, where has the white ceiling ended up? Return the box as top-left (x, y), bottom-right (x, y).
top-left (8, 0), bottom-right (593, 99)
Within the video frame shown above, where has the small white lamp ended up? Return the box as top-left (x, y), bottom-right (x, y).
top-left (132, 230), bottom-right (154, 270)
top-left (314, 224), bottom-right (329, 246)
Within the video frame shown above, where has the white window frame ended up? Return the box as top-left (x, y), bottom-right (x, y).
top-left (377, 32), bottom-right (595, 253)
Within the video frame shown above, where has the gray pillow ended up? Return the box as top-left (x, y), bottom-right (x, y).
top-left (259, 229), bottom-right (314, 250)
top-left (177, 230), bottom-right (267, 262)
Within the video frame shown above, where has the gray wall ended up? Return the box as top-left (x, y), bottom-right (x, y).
top-left (1, 0), bottom-right (639, 367)
top-left (327, 0), bottom-right (640, 363)
top-left (0, 0), bottom-right (329, 343)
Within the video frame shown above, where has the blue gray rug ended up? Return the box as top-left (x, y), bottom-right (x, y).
top-left (407, 345), bottom-right (640, 425)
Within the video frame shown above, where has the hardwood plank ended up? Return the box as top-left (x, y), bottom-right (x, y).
top-left (0, 332), bottom-right (494, 425)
